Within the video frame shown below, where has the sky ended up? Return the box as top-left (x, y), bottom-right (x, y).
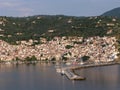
top-left (0, 0), bottom-right (120, 17)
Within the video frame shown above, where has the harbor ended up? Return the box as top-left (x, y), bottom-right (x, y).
top-left (0, 62), bottom-right (120, 90)
top-left (56, 61), bottom-right (119, 80)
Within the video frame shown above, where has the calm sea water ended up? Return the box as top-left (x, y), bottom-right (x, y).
top-left (0, 63), bottom-right (120, 90)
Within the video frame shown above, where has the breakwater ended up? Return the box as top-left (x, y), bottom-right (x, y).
top-left (57, 61), bottom-right (120, 80)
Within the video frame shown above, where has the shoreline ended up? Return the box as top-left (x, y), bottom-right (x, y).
top-left (0, 59), bottom-right (120, 65)
top-left (0, 60), bottom-right (67, 65)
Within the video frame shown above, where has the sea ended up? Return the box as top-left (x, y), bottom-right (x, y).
top-left (0, 62), bottom-right (120, 90)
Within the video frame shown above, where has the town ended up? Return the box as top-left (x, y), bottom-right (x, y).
top-left (0, 36), bottom-right (119, 64)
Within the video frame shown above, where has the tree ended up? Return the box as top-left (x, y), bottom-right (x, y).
top-left (81, 56), bottom-right (90, 62)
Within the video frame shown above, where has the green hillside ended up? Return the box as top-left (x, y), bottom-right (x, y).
top-left (0, 15), bottom-right (119, 60)
top-left (102, 7), bottom-right (120, 18)
top-left (0, 15), bottom-right (119, 45)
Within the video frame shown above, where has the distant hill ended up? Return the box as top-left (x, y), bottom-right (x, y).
top-left (102, 7), bottom-right (120, 18)
top-left (0, 15), bottom-right (120, 45)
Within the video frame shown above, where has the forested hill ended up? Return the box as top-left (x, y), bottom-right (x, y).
top-left (102, 7), bottom-right (120, 18)
top-left (0, 15), bottom-right (120, 44)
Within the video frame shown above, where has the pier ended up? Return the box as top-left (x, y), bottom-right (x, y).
top-left (56, 61), bottom-right (119, 80)
top-left (61, 68), bottom-right (85, 80)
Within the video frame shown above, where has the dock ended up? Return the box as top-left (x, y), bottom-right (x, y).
top-left (69, 61), bottom-right (119, 70)
top-left (61, 69), bottom-right (85, 80)
top-left (56, 61), bottom-right (119, 80)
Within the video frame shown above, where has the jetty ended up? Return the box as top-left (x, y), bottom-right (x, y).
top-left (56, 61), bottom-right (119, 80)
top-left (61, 69), bottom-right (85, 80)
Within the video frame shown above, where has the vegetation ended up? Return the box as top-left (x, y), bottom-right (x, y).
top-left (65, 45), bottom-right (74, 49)
top-left (0, 15), bottom-right (119, 44)
top-left (81, 56), bottom-right (90, 62)
top-left (0, 15), bottom-right (120, 58)
top-left (25, 56), bottom-right (37, 61)
top-left (102, 7), bottom-right (120, 18)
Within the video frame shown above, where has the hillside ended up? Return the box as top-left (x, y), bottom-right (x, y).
top-left (102, 7), bottom-right (120, 18)
top-left (0, 15), bottom-right (120, 61)
top-left (0, 15), bottom-right (120, 45)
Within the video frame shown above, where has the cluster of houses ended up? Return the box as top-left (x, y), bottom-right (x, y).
top-left (0, 36), bottom-right (119, 63)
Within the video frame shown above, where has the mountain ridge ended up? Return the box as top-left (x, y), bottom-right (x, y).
top-left (102, 7), bottom-right (120, 18)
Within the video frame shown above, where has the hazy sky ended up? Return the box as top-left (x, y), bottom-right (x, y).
top-left (0, 0), bottom-right (120, 17)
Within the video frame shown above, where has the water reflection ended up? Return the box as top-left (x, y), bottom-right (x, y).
top-left (75, 65), bottom-right (120, 90)
top-left (0, 63), bottom-right (120, 90)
